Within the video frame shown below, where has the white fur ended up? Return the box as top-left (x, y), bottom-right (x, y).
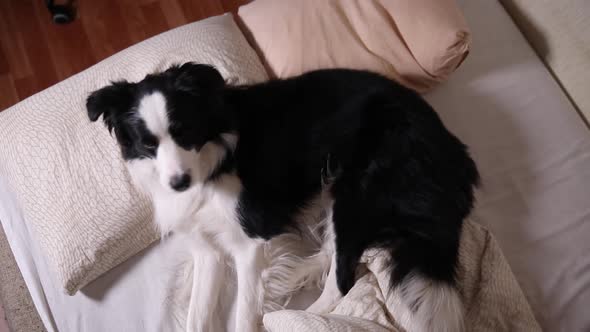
top-left (256, 190), bottom-right (338, 313)
top-left (305, 218), bottom-right (344, 314)
top-left (253, 204), bottom-right (344, 314)
top-left (138, 92), bottom-right (168, 135)
top-left (249, 195), bottom-right (345, 315)
top-left (157, 136), bottom-right (194, 189)
top-left (181, 176), bottom-right (266, 332)
top-left (260, 198), bottom-right (332, 313)
top-left (185, 234), bottom-right (225, 332)
top-left (387, 273), bottom-right (464, 332)
top-left (126, 130), bottom-right (238, 235)
top-left (136, 92), bottom-right (202, 190)
top-left (261, 236), bottom-right (308, 311)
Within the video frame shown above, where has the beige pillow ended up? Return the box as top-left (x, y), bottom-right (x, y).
top-left (0, 14), bottom-right (268, 295)
top-left (238, 0), bottom-right (471, 93)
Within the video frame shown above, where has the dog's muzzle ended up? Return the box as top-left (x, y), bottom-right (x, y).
top-left (170, 173), bottom-right (191, 192)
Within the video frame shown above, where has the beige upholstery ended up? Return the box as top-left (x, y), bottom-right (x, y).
top-left (500, 0), bottom-right (590, 124)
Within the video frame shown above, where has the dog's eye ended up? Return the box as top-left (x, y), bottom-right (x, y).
top-left (143, 137), bottom-right (159, 150)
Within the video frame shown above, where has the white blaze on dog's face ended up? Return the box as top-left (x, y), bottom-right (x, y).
top-left (137, 92), bottom-right (195, 192)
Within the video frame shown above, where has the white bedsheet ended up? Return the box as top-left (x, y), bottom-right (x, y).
top-left (1, 0), bottom-right (589, 331)
top-left (0, 175), bottom-right (178, 332)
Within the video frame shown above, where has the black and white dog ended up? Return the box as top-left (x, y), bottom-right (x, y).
top-left (86, 63), bottom-right (479, 332)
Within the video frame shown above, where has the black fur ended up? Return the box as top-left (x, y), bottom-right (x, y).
top-left (224, 70), bottom-right (479, 293)
top-left (87, 63), bottom-right (479, 296)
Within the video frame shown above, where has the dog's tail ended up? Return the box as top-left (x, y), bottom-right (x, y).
top-left (387, 272), bottom-right (464, 332)
top-left (381, 220), bottom-right (465, 332)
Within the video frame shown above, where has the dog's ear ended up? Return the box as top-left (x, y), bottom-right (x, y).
top-left (168, 62), bottom-right (225, 93)
top-left (86, 81), bottom-right (136, 131)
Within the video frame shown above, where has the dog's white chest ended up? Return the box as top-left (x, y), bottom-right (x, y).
top-left (186, 174), bottom-right (257, 254)
top-left (194, 187), bottom-right (243, 245)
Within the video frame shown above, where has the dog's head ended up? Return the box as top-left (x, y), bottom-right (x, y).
top-left (86, 63), bottom-right (232, 192)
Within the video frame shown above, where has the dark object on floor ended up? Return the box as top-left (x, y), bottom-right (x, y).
top-left (45, 0), bottom-right (75, 24)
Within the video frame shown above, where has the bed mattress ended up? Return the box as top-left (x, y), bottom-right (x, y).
top-left (0, 0), bottom-right (588, 331)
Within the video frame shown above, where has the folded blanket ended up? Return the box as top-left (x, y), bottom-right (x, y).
top-left (264, 221), bottom-right (542, 331)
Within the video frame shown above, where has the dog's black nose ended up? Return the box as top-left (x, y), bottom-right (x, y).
top-left (170, 173), bottom-right (191, 192)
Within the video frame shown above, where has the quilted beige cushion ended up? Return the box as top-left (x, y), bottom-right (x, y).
top-left (0, 14), bottom-right (268, 295)
top-left (238, 0), bottom-right (471, 93)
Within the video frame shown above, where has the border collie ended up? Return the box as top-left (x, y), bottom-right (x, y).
top-left (86, 63), bottom-right (479, 332)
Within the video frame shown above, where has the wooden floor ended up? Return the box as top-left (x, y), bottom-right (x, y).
top-left (0, 0), bottom-right (250, 111)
